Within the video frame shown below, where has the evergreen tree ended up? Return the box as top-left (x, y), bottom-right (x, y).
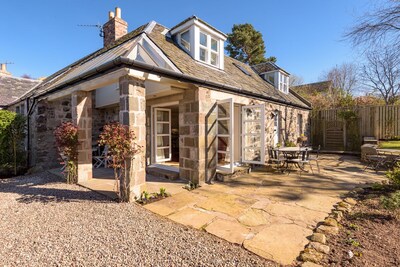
top-left (226, 23), bottom-right (276, 65)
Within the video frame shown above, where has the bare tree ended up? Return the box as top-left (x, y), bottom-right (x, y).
top-left (324, 63), bottom-right (359, 95)
top-left (360, 47), bottom-right (400, 104)
top-left (289, 74), bottom-right (304, 87)
top-left (345, 0), bottom-right (400, 51)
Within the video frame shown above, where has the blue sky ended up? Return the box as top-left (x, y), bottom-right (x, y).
top-left (1, 0), bottom-right (375, 83)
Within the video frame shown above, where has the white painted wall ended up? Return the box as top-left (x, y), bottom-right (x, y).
top-left (95, 83), bottom-right (119, 108)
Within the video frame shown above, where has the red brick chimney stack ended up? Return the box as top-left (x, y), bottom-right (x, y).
top-left (103, 7), bottom-right (128, 47)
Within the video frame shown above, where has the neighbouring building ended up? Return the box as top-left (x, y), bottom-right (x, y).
top-left (4, 8), bottom-right (311, 200)
top-left (0, 64), bottom-right (41, 110)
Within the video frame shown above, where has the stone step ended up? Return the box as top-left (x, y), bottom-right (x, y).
top-left (215, 166), bottom-right (250, 182)
top-left (146, 166), bottom-right (180, 180)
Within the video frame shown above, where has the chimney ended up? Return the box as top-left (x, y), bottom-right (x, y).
top-left (103, 7), bottom-right (128, 47)
top-left (0, 63), bottom-right (11, 75)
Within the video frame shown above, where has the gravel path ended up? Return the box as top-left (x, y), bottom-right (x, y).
top-left (0, 172), bottom-right (275, 266)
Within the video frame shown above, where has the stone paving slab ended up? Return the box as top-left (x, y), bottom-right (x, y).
top-left (167, 207), bottom-right (216, 229)
top-left (205, 218), bottom-right (251, 245)
top-left (243, 223), bottom-right (313, 265)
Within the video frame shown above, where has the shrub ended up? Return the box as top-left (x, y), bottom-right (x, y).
top-left (0, 110), bottom-right (26, 176)
top-left (98, 122), bottom-right (141, 202)
top-left (386, 162), bottom-right (400, 187)
top-left (54, 122), bottom-right (79, 183)
top-left (380, 191), bottom-right (400, 210)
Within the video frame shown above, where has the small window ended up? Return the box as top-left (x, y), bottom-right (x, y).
top-left (211, 38), bottom-right (218, 52)
top-left (16, 106), bottom-right (20, 114)
top-left (200, 32), bottom-right (207, 46)
top-left (180, 30), bottom-right (190, 51)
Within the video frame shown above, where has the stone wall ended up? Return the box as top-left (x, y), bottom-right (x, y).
top-left (30, 97), bottom-right (72, 168)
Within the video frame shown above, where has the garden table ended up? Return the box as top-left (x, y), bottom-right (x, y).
top-left (277, 147), bottom-right (313, 172)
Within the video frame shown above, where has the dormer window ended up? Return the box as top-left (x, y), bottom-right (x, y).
top-left (170, 16), bottom-right (227, 70)
top-left (180, 30), bottom-right (191, 51)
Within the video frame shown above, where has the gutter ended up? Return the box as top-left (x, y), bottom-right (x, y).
top-left (32, 56), bottom-right (312, 110)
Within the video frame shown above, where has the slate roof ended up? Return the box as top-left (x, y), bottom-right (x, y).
top-left (252, 62), bottom-right (290, 75)
top-left (0, 74), bottom-right (41, 106)
top-left (291, 81), bottom-right (332, 95)
top-left (19, 19), bottom-right (309, 109)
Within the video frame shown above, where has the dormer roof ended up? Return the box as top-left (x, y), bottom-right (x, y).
top-left (169, 15), bottom-right (227, 38)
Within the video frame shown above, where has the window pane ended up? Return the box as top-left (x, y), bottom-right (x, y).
top-left (157, 123), bottom-right (169, 134)
top-left (199, 48), bottom-right (206, 61)
top-left (200, 32), bottom-right (207, 46)
top-left (181, 31), bottom-right (190, 51)
top-left (243, 122), bottom-right (261, 134)
top-left (218, 102), bottom-right (230, 118)
top-left (156, 110), bottom-right (169, 122)
top-left (218, 136), bottom-right (230, 152)
top-left (243, 148), bottom-right (261, 162)
top-left (243, 107), bottom-right (261, 121)
top-left (156, 136), bottom-right (170, 147)
top-left (156, 148), bottom-right (170, 160)
top-left (211, 52), bottom-right (218, 66)
top-left (243, 135), bottom-right (261, 147)
top-left (218, 120), bottom-right (230, 135)
top-left (211, 38), bottom-right (218, 51)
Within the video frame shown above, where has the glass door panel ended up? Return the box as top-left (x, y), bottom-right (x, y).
top-left (217, 99), bottom-right (234, 173)
top-left (154, 108), bottom-right (171, 162)
top-left (242, 104), bottom-right (265, 164)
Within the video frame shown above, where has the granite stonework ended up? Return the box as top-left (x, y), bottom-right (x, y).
top-left (119, 75), bottom-right (147, 200)
top-left (30, 97), bottom-right (72, 168)
top-left (72, 91), bottom-right (93, 183)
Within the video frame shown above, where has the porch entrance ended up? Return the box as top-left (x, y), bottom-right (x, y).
top-left (151, 103), bottom-right (180, 170)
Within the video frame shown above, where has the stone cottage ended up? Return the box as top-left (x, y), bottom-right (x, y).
top-left (5, 8), bottom-right (311, 200)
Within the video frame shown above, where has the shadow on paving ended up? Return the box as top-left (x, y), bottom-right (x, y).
top-left (0, 172), bottom-right (111, 204)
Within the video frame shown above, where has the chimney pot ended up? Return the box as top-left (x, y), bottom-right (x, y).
top-left (115, 7), bottom-right (121, 18)
top-left (1, 64), bottom-right (5, 72)
top-left (108, 11), bottom-right (115, 20)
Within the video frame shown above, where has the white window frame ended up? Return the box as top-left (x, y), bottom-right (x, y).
top-left (279, 73), bottom-right (289, 93)
top-left (154, 108), bottom-right (172, 163)
top-left (241, 104), bottom-right (265, 164)
top-left (217, 98), bottom-right (234, 173)
top-left (198, 31), bottom-right (220, 67)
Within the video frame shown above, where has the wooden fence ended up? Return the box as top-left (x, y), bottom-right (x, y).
top-left (311, 105), bottom-right (400, 151)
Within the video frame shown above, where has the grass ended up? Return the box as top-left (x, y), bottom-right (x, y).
top-left (379, 141), bottom-right (400, 149)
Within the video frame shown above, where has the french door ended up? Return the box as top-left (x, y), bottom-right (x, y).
top-left (242, 104), bottom-right (265, 164)
top-left (217, 99), bottom-right (234, 173)
top-left (154, 108), bottom-right (171, 163)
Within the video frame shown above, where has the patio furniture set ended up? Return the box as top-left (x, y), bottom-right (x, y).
top-left (364, 147), bottom-right (400, 172)
top-left (268, 145), bottom-right (320, 175)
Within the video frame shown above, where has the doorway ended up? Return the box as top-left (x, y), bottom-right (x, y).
top-left (151, 103), bottom-right (180, 168)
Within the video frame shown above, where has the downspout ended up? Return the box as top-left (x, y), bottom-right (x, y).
top-left (26, 97), bottom-right (37, 168)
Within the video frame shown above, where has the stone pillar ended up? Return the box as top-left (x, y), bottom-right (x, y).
top-left (119, 75), bottom-right (146, 201)
top-left (179, 87), bottom-right (210, 185)
top-left (71, 91), bottom-right (93, 183)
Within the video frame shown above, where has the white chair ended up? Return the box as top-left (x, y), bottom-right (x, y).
top-left (59, 152), bottom-right (68, 171)
top-left (93, 146), bottom-right (112, 168)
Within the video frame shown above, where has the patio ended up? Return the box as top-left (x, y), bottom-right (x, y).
top-left (76, 154), bottom-right (384, 265)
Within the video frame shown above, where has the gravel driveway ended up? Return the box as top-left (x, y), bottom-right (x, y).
top-left (0, 172), bottom-right (275, 266)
